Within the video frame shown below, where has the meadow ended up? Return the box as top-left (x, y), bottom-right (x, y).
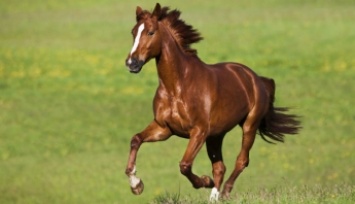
top-left (0, 0), bottom-right (354, 203)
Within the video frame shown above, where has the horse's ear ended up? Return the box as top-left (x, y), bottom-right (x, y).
top-left (136, 6), bottom-right (143, 16)
top-left (152, 3), bottom-right (161, 18)
top-left (136, 6), bottom-right (143, 21)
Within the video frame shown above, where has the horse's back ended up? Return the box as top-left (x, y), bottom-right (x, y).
top-left (209, 62), bottom-right (267, 98)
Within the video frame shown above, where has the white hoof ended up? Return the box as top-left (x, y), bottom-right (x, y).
top-left (209, 187), bottom-right (220, 202)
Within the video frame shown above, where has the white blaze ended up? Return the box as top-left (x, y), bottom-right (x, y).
top-left (130, 23), bottom-right (145, 55)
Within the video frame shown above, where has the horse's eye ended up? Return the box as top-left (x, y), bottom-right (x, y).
top-left (147, 31), bottom-right (155, 36)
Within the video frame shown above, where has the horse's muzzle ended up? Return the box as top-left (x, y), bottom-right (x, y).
top-left (126, 58), bottom-right (144, 73)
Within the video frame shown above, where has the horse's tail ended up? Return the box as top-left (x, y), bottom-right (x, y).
top-left (258, 77), bottom-right (301, 143)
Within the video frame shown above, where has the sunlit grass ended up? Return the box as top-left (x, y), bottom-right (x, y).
top-left (150, 184), bottom-right (355, 204)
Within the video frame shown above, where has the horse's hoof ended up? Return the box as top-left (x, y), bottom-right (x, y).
top-left (130, 179), bottom-right (144, 195)
top-left (221, 191), bottom-right (231, 200)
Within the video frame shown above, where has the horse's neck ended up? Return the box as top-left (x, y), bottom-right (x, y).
top-left (156, 26), bottom-right (193, 96)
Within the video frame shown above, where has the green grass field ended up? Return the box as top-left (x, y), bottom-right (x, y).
top-left (1, 0), bottom-right (354, 203)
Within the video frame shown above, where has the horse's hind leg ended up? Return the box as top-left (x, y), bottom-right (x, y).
top-left (206, 135), bottom-right (226, 201)
top-left (221, 113), bottom-right (261, 198)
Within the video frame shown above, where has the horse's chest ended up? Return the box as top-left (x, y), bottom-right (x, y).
top-left (166, 98), bottom-right (192, 135)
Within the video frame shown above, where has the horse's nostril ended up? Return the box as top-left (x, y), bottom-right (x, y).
top-left (126, 58), bottom-right (139, 67)
top-left (132, 58), bottom-right (139, 64)
top-left (126, 58), bottom-right (145, 73)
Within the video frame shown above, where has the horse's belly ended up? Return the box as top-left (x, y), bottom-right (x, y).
top-left (208, 92), bottom-right (250, 135)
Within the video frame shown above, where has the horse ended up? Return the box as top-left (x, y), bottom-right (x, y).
top-left (124, 3), bottom-right (300, 201)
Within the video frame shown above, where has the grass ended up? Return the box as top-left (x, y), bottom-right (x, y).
top-left (0, 0), bottom-right (354, 203)
top-left (151, 184), bottom-right (355, 204)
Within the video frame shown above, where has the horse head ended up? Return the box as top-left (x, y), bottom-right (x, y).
top-left (125, 3), bottom-right (163, 73)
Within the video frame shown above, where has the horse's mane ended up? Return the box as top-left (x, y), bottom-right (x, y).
top-left (157, 7), bottom-right (203, 54)
top-left (137, 5), bottom-right (202, 54)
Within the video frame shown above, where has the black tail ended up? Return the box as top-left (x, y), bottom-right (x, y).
top-left (259, 77), bottom-right (301, 143)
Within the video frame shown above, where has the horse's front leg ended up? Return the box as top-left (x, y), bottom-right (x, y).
top-left (125, 120), bottom-right (171, 195)
top-left (179, 128), bottom-right (214, 189)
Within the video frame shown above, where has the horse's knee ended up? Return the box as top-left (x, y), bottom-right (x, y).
top-left (130, 134), bottom-right (143, 149)
top-left (213, 162), bottom-right (226, 176)
top-left (242, 160), bottom-right (249, 168)
top-left (179, 161), bottom-right (192, 175)
top-left (236, 156), bottom-right (249, 169)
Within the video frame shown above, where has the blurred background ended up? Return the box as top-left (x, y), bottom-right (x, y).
top-left (0, 0), bottom-right (354, 203)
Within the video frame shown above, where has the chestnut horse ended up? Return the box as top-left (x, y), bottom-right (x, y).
top-left (124, 3), bottom-right (300, 201)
